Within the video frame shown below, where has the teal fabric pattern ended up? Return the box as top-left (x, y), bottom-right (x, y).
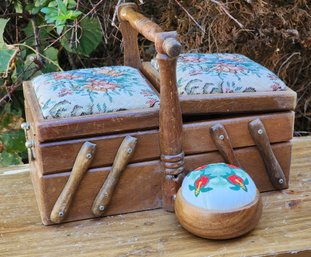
top-left (32, 66), bottom-right (159, 119)
top-left (151, 53), bottom-right (287, 95)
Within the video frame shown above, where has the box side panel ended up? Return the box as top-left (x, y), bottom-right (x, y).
top-left (35, 160), bottom-right (163, 225)
top-left (38, 111), bottom-right (294, 174)
top-left (33, 142), bottom-right (291, 225)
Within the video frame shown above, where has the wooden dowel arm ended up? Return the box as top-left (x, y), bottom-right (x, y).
top-left (118, 3), bottom-right (181, 58)
top-left (119, 4), bottom-right (162, 43)
top-left (160, 37), bottom-right (182, 58)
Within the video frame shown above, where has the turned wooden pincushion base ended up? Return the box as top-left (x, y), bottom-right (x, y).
top-left (175, 189), bottom-right (262, 239)
top-left (174, 163), bottom-right (263, 239)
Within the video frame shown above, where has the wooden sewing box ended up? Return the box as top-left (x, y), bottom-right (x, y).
top-left (22, 3), bottom-right (296, 225)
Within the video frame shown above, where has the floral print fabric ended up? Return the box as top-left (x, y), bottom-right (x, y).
top-left (32, 66), bottom-right (159, 119)
top-left (151, 53), bottom-right (287, 95)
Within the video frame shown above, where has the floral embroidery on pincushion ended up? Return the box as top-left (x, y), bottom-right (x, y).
top-left (151, 53), bottom-right (287, 95)
top-left (32, 66), bottom-right (159, 119)
top-left (182, 163), bottom-right (257, 211)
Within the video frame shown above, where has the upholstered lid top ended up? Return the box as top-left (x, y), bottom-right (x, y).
top-left (181, 163), bottom-right (257, 211)
top-left (151, 53), bottom-right (287, 95)
top-left (31, 66), bottom-right (159, 119)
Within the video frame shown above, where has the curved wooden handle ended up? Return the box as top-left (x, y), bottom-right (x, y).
top-left (92, 136), bottom-right (137, 217)
top-left (118, 3), bottom-right (181, 58)
top-left (118, 3), bottom-right (162, 43)
top-left (50, 141), bottom-right (96, 224)
top-left (248, 119), bottom-right (287, 189)
top-left (210, 123), bottom-right (241, 167)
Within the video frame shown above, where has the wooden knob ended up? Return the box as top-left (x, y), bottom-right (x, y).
top-left (162, 38), bottom-right (181, 58)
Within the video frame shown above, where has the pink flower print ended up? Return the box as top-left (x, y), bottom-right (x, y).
top-left (83, 79), bottom-right (120, 92)
top-left (189, 70), bottom-right (203, 76)
top-left (53, 73), bottom-right (81, 80)
top-left (146, 98), bottom-right (158, 107)
top-left (218, 54), bottom-right (244, 62)
top-left (213, 62), bottom-right (246, 73)
top-left (225, 88), bottom-right (234, 93)
top-left (271, 82), bottom-right (282, 91)
top-left (94, 68), bottom-right (123, 77)
top-left (267, 74), bottom-right (279, 81)
top-left (179, 56), bottom-right (204, 63)
top-left (140, 89), bottom-right (153, 97)
top-left (58, 88), bottom-right (73, 97)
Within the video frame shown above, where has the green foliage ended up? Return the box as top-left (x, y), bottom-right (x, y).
top-left (0, 0), bottom-right (105, 166)
top-left (0, 19), bottom-right (18, 74)
top-left (60, 17), bottom-right (102, 56)
top-left (0, 18), bottom-right (9, 47)
top-left (0, 104), bottom-right (26, 166)
top-left (41, 0), bottom-right (81, 34)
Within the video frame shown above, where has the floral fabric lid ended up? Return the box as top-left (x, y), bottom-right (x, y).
top-left (151, 53), bottom-right (287, 95)
top-left (31, 66), bottom-right (159, 119)
top-left (181, 163), bottom-right (257, 211)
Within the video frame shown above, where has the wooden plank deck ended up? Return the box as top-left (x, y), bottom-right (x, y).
top-left (0, 137), bottom-right (311, 257)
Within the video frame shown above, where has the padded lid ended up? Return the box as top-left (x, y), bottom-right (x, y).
top-left (31, 66), bottom-right (159, 119)
top-left (151, 53), bottom-right (287, 95)
top-left (181, 163), bottom-right (257, 211)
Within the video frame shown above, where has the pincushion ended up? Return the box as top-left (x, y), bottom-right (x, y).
top-left (175, 163), bottom-right (263, 239)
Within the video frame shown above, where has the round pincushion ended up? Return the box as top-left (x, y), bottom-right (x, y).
top-left (174, 163), bottom-right (263, 239)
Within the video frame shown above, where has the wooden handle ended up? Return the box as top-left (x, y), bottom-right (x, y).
top-left (92, 136), bottom-right (137, 217)
top-left (118, 3), bottom-right (181, 58)
top-left (248, 119), bottom-right (287, 189)
top-left (161, 37), bottom-right (182, 58)
top-left (118, 3), bottom-right (162, 43)
top-left (210, 123), bottom-right (241, 167)
top-left (50, 141), bottom-right (96, 223)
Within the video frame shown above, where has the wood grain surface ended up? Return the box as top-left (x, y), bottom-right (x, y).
top-left (0, 137), bottom-right (310, 256)
top-left (21, 142), bottom-right (292, 225)
top-left (36, 111), bottom-right (294, 174)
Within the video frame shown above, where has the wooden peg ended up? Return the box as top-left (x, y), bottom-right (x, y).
top-left (210, 123), bottom-right (241, 167)
top-left (92, 136), bottom-right (137, 217)
top-left (248, 119), bottom-right (287, 189)
top-left (50, 141), bottom-right (96, 224)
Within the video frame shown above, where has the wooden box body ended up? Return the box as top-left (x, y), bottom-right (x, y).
top-left (24, 78), bottom-right (296, 225)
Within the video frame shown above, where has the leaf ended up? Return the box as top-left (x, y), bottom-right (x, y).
top-left (66, 0), bottom-right (77, 9)
top-left (0, 48), bottom-right (17, 74)
top-left (0, 18), bottom-right (9, 47)
top-left (201, 187), bottom-right (213, 192)
top-left (42, 47), bottom-right (59, 73)
top-left (57, 0), bottom-right (67, 14)
top-left (66, 10), bottom-right (82, 20)
top-left (230, 186), bottom-right (240, 191)
top-left (60, 17), bottom-right (102, 56)
top-left (14, 1), bottom-right (23, 13)
top-left (0, 103), bottom-right (24, 132)
top-left (0, 130), bottom-right (25, 153)
top-left (189, 185), bottom-right (195, 191)
top-left (0, 151), bottom-right (23, 166)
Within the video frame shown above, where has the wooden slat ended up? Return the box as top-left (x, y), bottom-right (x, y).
top-left (34, 160), bottom-right (163, 225)
top-left (141, 62), bottom-right (297, 114)
top-left (37, 111), bottom-right (294, 174)
top-left (0, 137), bottom-right (310, 257)
top-left (23, 81), bottom-right (160, 143)
top-left (33, 142), bottom-right (291, 225)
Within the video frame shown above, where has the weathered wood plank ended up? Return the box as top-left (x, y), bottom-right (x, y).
top-left (0, 137), bottom-right (310, 257)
